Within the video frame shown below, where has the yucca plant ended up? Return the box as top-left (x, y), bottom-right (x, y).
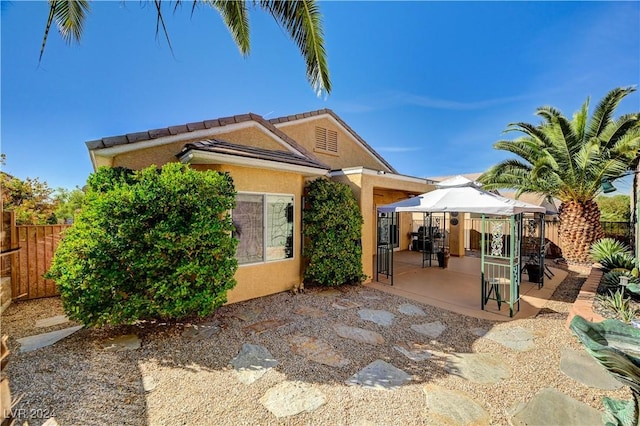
top-left (596, 289), bottom-right (637, 323)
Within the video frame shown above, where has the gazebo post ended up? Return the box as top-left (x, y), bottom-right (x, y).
top-left (481, 214), bottom-right (486, 310)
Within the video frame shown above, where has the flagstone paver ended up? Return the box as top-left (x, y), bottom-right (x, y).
top-left (182, 321), bottom-right (221, 341)
top-left (393, 342), bottom-right (432, 361)
top-left (423, 384), bottom-right (491, 426)
top-left (470, 327), bottom-right (488, 337)
top-left (357, 309), bottom-right (395, 326)
top-left (483, 326), bottom-right (535, 351)
top-left (397, 303), bottom-right (426, 316)
top-left (102, 334), bottom-right (141, 352)
top-left (560, 348), bottom-right (623, 390)
top-left (260, 381), bottom-right (326, 417)
top-left (334, 325), bottom-right (384, 345)
top-left (17, 325), bottom-right (83, 353)
top-left (232, 307), bottom-right (263, 322)
top-left (316, 289), bottom-right (342, 297)
top-left (346, 359), bottom-right (411, 390)
top-left (293, 305), bottom-right (327, 318)
top-left (508, 388), bottom-right (603, 426)
top-left (411, 321), bottom-right (446, 339)
top-left (332, 299), bottom-right (360, 310)
top-left (243, 319), bottom-right (292, 334)
top-left (230, 343), bottom-right (278, 385)
top-left (142, 376), bottom-right (157, 392)
top-left (444, 353), bottom-right (511, 384)
top-left (289, 335), bottom-right (350, 368)
top-left (35, 315), bottom-right (70, 328)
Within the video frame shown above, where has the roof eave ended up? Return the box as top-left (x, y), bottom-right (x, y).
top-left (178, 149), bottom-right (329, 178)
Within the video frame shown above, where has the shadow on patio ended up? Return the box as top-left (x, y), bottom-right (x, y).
top-left (367, 250), bottom-right (567, 321)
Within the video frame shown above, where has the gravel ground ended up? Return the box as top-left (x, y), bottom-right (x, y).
top-left (2, 271), bottom-right (633, 426)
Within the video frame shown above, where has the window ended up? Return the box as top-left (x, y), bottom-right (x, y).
top-left (233, 193), bottom-right (294, 264)
top-left (315, 126), bottom-right (338, 153)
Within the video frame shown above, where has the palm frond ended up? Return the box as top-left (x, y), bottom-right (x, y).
top-left (260, 0), bottom-right (331, 96)
top-left (586, 86), bottom-right (637, 140)
top-left (600, 113), bottom-right (640, 151)
top-left (205, 0), bottom-right (250, 55)
top-left (572, 97), bottom-right (590, 144)
top-left (40, 0), bottom-right (90, 62)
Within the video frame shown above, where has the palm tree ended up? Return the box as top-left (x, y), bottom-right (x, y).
top-left (39, 0), bottom-right (330, 96)
top-left (479, 87), bottom-right (640, 264)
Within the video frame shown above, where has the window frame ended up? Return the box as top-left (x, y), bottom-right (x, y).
top-left (233, 191), bottom-right (296, 266)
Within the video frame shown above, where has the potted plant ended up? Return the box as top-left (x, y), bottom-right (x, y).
top-left (437, 248), bottom-right (450, 268)
top-left (524, 262), bottom-right (541, 283)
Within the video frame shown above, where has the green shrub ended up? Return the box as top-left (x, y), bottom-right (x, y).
top-left (303, 178), bottom-right (366, 287)
top-left (596, 289), bottom-right (638, 323)
top-left (590, 238), bottom-right (636, 271)
top-left (46, 163), bottom-right (238, 326)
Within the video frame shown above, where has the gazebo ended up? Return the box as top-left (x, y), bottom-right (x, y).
top-left (377, 176), bottom-right (547, 317)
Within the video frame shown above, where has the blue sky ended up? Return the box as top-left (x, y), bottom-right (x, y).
top-left (2, 1), bottom-right (639, 194)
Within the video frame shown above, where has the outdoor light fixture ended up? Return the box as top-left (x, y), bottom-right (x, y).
top-left (601, 178), bottom-right (617, 194)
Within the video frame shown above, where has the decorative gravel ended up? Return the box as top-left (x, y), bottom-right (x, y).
top-left (2, 271), bottom-right (633, 425)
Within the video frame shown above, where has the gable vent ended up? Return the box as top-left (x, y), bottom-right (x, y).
top-left (315, 126), bottom-right (338, 153)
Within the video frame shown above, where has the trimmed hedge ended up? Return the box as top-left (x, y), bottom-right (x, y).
top-left (46, 163), bottom-right (238, 326)
top-left (303, 178), bottom-right (366, 287)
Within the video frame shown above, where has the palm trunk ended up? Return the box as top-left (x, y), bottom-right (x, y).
top-left (558, 199), bottom-right (604, 264)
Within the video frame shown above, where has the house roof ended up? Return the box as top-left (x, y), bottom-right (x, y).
top-left (86, 112), bottom-right (318, 161)
top-left (269, 108), bottom-right (398, 174)
top-left (177, 139), bottom-right (330, 171)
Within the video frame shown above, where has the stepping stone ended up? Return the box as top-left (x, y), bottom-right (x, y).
top-left (316, 288), bottom-right (342, 297)
top-left (230, 343), bottom-right (277, 385)
top-left (35, 315), bottom-right (69, 328)
top-left (509, 388), bottom-right (603, 426)
top-left (362, 295), bottom-right (381, 301)
top-left (182, 321), bottom-right (221, 341)
top-left (142, 376), bottom-right (157, 392)
top-left (243, 318), bottom-right (291, 334)
top-left (293, 305), bottom-right (327, 318)
top-left (358, 309), bottom-right (395, 326)
top-left (444, 353), bottom-right (511, 384)
top-left (102, 334), bottom-right (141, 351)
top-left (334, 325), bottom-right (384, 345)
top-left (17, 326), bottom-right (83, 353)
top-left (411, 321), bottom-right (446, 339)
top-left (260, 381), bottom-right (326, 417)
top-left (346, 359), bottom-right (411, 390)
top-left (398, 303), bottom-right (426, 316)
top-left (470, 327), bottom-right (488, 337)
top-left (423, 384), bottom-right (490, 426)
top-left (483, 327), bottom-right (535, 352)
top-left (289, 335), bottom-right (350, 368)
top-left (393, 342), bottom-right (432, 361)
top-left (233, 307), bottom-right (263, 322)
top-left (332, 299), bottom-right (360, 310)
top-left (560, 348), bottom-right (623, 390)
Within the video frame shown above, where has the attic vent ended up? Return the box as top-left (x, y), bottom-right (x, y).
top-left (315, 127), bottom-right (338, 153)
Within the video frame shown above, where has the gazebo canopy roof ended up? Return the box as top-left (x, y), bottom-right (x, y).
top-left (378, 175), bottom-right (546, 215)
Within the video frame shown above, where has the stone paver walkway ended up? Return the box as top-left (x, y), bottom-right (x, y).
top-left (508, 388), bottom-right (603, 426)
top-left (230, 343), bottom-right (277, 385)
top-left (560, 348), bottom-right (623, 390)
top-left (346, 359), bottom-right (411, 390)
top-left (260, 381), bottom-right (326, 417)
top-left (411, 321), bottom-right (446, 338)
top-left (483, 326), bottom-right (535, 351)
top-left (17, 325), bottom-right (83, 352)
top-left (444, 352), bottom-right (511, 384)
top-left (423, 384), bottom-right (490, 425)
top-left (357, 309), bottom-right (395, 326)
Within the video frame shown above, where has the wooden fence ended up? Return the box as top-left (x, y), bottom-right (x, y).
top-left (14, 224), bottom-right (70, 299)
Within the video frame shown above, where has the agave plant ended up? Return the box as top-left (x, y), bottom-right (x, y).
top-left (570, 316), bottom-right (640, 426)
top-left (591, 238), bottom-right (637, 271)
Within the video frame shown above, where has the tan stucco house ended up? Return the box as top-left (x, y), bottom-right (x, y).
top-left (86, 109), bottom-right (434, 303)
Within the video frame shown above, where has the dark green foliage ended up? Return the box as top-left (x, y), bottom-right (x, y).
top-left (303, 178), bottom-right (366, 287)
top-left (597, 195), bottom-right (631, 222)
top-left (590, 238), bottom-right (636, 271)
top-left (46, 163), bottom-right (238, 326)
